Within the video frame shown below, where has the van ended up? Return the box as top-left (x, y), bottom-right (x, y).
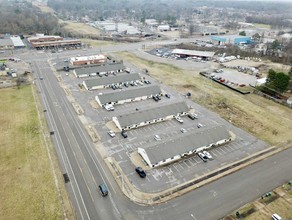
top-left (272, 213), bottom-right (282, 220)
top-left (98, 184), bottom-right (108, 197)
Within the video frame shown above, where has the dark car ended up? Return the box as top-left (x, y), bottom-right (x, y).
top-left (188, 113), bottom-right (198, 120)
top-left (98, 183), bottom-right (108, 197)
top-left (63, 173), bottom-right (70, 183)
top-left (135, 167), bottom-right (146, 178)
top-left (121, 131), bottom-right (128, 138)
top-left (153, 96), bottom-right (159, 102)
top-left (165, 94), bottom-right (171, 98)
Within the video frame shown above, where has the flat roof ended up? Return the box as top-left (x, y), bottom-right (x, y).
top-left (10, 36), bottom-right (25, 47)
top-left (85, 73), bottom-right (141, 88)
top-left (0, 39), bottom-right (13, 47)
top-left (71, 54), bottom-right (106, 62)
top-left (172, 49), bottom-right (215, 58)
top-left (75, 63), bottom-right (126, 76)
top-left (115, 101), bottom-right (189, 128)
top-left (97, 85), bottom-right (161, 105)
top-left (143, 125), bottom-right (230, 165)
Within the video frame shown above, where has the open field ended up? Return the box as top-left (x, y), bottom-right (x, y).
top-left (253, 23), bottom-right (272, 29)
top-left (0, 86), bottom-right (74, 220)
top-left (61, 21), bottom-right (101, 37)
top-left (81, 38), bottom-right (117, 47)
top-left (116, 52), bottom-right (292, 145)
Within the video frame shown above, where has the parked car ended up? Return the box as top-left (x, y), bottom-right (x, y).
top-left (121, 131), bottom-right (128, 138)
top-left (175, 116), bottom-right (183, 123)
top-left (180, 128), bottom-right (187, 133)
top-left (197, 123), bottom-right (203, 128)
top-left (153, 96), bottom-right (159, 102)
top-left (203, 151), bottom-right (213, 159)
top-left (154, 134), bottom-right (161, 141)
top-left (98, 183), bottom-right (108, 197)
top-left (135, 167), bottom-right (146, 178)
top-left (165, 94), bottom-right (171, 98)
top-left (188, 113), bottom-right (198, 120)
top-left (198, 152), bottom-right (208, 162)
top-left (107, 130), bottom-right (115, 137)
top-left (104, 104), bottom-right (114, 111)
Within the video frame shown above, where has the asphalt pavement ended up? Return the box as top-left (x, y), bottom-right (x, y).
top-left (16, 39), bottom-right (292, 220)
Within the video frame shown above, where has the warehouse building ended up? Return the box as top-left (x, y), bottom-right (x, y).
top-left (112, 101), bottom-right (189, 131)
top-left (172, 49), bottom-right (215, 60)
top-left (138, 125), bottom-right (231, 168)
top-left (70, 54), bottom-right (107, 66)
top-left (211, 35), bottom-right (252, 45)
top-left (0, 36), bottom-right (25, 50)
top-left (73, 63), bottom-right (126, 78)
top-left (96, 85), bottom-right (161, 107)
top-left (83, 73), bottom-right (141, 90)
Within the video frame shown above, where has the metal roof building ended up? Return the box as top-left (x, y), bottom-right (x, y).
top-left (96, 85), bottom-right (161, 106)
top-left (138, 125), bottom-right (231, 167)
top-left (74, 63), bottom-right (126, 78)
top-left (83, 73), bottom-right (141, 90)
top-left (0, 39), bottom-right (14, 49)
top-left (113, 101), bottom-right (189, 131)
top-left (172, 49), bottom-right (215, 59)
top-left (10, 36), bottom-right (25, 48)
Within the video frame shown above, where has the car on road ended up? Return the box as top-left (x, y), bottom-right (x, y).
top-left (197, 123), bottom-right (203, 128)
top-left (121, 131), bottom-right (128, 138)
top-left (135, 167), bottom-right (146, 178)
top-left (107, 130), bottom-right (115, 137)
top-left (203, 151), bottom-right (213, 159)
top-left (154, 134), bottom-right (161, 141)
top-left (180, 128), bottom-right (187, 133)
top-left (39, 77), bottom-right (44, 80)
top-left (198, 152), bottom-right (208, 162)
top-left (175, 116), bottom-right (183, 123)
top-left (98, 183), bottom-right (108, 197)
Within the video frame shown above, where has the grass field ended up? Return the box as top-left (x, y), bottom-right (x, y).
top-left (81, 38), bottom-right (116, 47)
top-left (61, 21), bottom-right (101, 37)
top-left (116, 52), bottom-right (292, 145)
top-left (0, 86), bottom-right (74, 220)
top-left (253, 23), bottom-right (272, 29)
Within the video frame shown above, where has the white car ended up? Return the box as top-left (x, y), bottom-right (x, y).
top-left (154, 135), bottom-right (161, 141)
top-left (104, 104), bottom-right (114, 111)
top-left (203, 151), bottom-right (213, 159)
top-left (175, 116), bottom-right (183, 123)
top-left (107, 130), bottom-right (115, 137)
top-left (197, 123), bottom-right (203, 128)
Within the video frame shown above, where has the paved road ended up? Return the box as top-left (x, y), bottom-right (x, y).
top-left (21, 40), bottom-right (292, 220)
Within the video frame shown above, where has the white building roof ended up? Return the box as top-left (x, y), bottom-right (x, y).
top-left (10, 36), bottom-right (25, 47)
top-left (70, 54), bottom-right (106, 62)
top-left (172, 49), bottom-right (215, 58)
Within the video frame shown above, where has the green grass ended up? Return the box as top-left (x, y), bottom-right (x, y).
top-left (253, 23), bottom-right (271, 29)
top-left (0, 86), bottom-right (70, 220)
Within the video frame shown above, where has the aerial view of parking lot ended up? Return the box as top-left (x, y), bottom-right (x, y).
top-left (1, 0), bottom-right (292, 220)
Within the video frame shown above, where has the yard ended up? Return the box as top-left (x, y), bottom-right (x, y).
top-left (0, 86), bottom-right (74, 220)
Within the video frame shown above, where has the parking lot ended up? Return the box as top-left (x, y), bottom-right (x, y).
top-left (55, 55), bottom-right (269, 193)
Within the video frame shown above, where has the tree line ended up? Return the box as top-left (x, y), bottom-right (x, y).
top-left (0, 1), bottom-right (59, 35)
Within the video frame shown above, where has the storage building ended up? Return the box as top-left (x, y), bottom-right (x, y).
top-left (74, 63), bottom-right (126, 78)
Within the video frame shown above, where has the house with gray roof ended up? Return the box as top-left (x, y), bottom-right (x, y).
top-left (96, 85), bottom-right (161, 107)
top-left (112, 101), bottom-right (189, 131)
top-left (73, 63), bottom-right (126, 78)
top-left (138, 125), bottom-right (231, 168)
top-left (83, 73), bottom-right (141, 90)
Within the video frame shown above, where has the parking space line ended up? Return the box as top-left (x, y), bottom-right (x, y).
top-left (222, 145), bottom-right (231, 152)
top-left (215, 148), bottom-right (224, 155)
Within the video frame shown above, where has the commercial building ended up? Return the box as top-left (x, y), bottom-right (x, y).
top-left (211, 35), bottom-right (252, 45)
top-left (70, 55), bottom-right (107, 66)
top-left (95, 85), bottom-right (161, 107)
top-left (138, 125), bottom-right (231, 168)
top-left (73, 63), bottom-right (126, 78)
top-left (10, 36), bottom-right (25, 48)
top-left (28, 34), bottom-right (81, 49)
top-left (83, 73), bottom-right (141, 90)
top-left (0, 36), bottom-right (25, 50)
top-left (112, 101), bottom-right (189, 131)
top-left (172, 49), bottom-right (215, 60)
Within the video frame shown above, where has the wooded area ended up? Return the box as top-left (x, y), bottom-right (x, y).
top-left (0, 1), bottom-right (58, 35)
